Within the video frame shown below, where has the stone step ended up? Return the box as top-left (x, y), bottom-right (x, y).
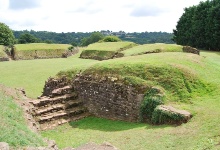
top-left (33, 99), bottom-right (83, 115)
top-left (51, 85), bottom-right (73, 96)
top-left (29, 93), bottom-right (77, 107)
top-left (40, 112), bottom-right (90, 130)
top-left (38, 107), bottom-right (86, 123)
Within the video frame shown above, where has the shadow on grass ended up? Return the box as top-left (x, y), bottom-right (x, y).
top-left (68, 116), bottom-right (171, 132)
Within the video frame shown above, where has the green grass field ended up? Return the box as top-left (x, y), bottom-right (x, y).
top-left (122, 43), bottom-right (183, 56)
top-left (14, 43), bottom-right (71, 51)
top-left (0, 50), bottom-right (98, 98)
top-left (84, 42), bottom-right (136, 51)
top-left (13, 43), bottom-right (72, 60)
top-left (1, 43), bottom-right (220, 149)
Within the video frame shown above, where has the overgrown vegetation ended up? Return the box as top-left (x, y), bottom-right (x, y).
top-left (0, 45), bottom-right (6, 57)
top-left (0, 90), bottom-right (44, 148)
top-left (151, 106), bottom-right (185, 125)
top-left (140, 87), bottom-right (165, 122)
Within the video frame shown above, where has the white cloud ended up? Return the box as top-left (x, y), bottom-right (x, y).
top-left (0, 0), bottom-right (206, 33)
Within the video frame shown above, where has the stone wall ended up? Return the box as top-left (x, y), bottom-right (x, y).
top-left (73, 75), bottom-right (144, 122)
top-left (42, 76), bottom-right (71, 97)
top-left (183, 46), bottom-right (200, 55)
top-left (40, 75), bottom-right (192, 125)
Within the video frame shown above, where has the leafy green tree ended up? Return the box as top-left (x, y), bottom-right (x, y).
top-left (81, 32), bottom-right (104, 46)
top-left (0, 22), bottom-right (15, 46)
top-left (18, 33), bottom-right (41, 44)
top-left (173, 0), bottom-right (220, 50)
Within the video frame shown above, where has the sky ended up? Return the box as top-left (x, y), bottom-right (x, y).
top-left (0, 0), bottom-right (205, 33)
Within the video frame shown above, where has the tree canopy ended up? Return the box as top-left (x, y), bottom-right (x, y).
top-left (18, 33), bottom-right (41, 44)
top-left (81, 32), bottom-right (104, 46)
top-left (173, 0), bottom-right (220, 50)
top-left (0, 22), bottom-right (15, 46)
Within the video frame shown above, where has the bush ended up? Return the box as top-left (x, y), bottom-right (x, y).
top-left (140, 87), bottom-right (165, 121)
top-left (102, 36), bottom-right (122, 42)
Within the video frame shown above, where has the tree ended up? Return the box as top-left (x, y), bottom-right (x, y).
top-left (0, 22), bottom-right (15, 46)
top-left (81, 32), bottom-right (104, 46)
top-left (173, 0), bottom-right (220, 50)
top-left (18, 33), bottom-right (41, 44)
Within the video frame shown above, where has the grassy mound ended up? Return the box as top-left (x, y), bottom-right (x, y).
top-left (74, 52), bottom-right (210, 102)
top-left (122, 43), bottom-right (182, 56)
top-left (0, 88), bottom-right (44, 148)
top-left (13, 43), bottom-right (71, 60)
top-left (0, 45), bottom-right (9, 61)
top-left (80, 42), bottom-right (137, 60)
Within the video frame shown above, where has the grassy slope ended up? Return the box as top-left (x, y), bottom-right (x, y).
top-left (122, 43), bottom-right (182, 56)
top-left (80, 42), bottom-right (137, 60)
top-left (42, 51), bottom-right (220, 150)
top-left (14, 43), bottom-right (71, 51)
top-left (0, 90), bottom-right (44, 147)
top-left (67, 52), bottom-right (211, 102)
top-left (84, 42), bottom-right (135, 51)
top-left (0, 50), bottom-right (98, 98)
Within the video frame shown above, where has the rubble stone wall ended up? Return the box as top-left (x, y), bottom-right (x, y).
top-left (73, 75), bottom-right (144, 122)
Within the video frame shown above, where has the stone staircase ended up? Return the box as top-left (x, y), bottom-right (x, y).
top-left (29, 85), bottom-right (89, 130)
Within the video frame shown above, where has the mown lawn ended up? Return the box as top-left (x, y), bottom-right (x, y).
top-left (14, 43), bottom-right (71, 51)
top-left (84, 42), bottom-right (136, 51)
top-left (122, 43), bottom-right (182, 56)
top-left (0, 50), bottom-right (98, 98)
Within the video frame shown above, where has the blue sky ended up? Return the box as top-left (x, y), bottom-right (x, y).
top-left (0, 0), bottom-right (205, 33)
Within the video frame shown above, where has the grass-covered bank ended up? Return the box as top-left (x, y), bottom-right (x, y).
top-left (0, 88), bottom-right (44, 148)
top-left (80, 42), bottom-right (136, 60)
top-left (13, 43), bottom-right (72, 60)
top-left (122, 43), bottom-right (182, 56)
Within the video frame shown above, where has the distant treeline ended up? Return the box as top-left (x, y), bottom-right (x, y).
top-left (13, 30), bottom-right (174, 45)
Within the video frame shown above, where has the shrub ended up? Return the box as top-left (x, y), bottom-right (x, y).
top-left (102, 36), bottom-right (122, 42)
top-left (140, 87), bottom-right (165, 122)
